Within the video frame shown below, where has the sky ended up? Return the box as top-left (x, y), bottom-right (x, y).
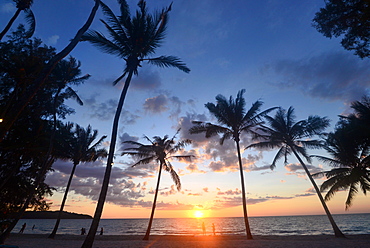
top-left (1, 0), bottom-right (369, 219)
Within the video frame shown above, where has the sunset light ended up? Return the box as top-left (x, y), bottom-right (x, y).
top-left (193, 210), bottom-right (204, 219)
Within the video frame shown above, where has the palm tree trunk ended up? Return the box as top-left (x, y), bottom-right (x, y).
top-left (291, 148), bottom-right (345, 238)
top-left (81, 70), bottom-right (134, 248)
top-left (0, 0), bottom-right (100, 143)
top-left (143, 164), bottom-right (163, 240)
top-left (0, 8), bottom-right (21, 41)
top-left (235, 140), bottom-right (253, 239)
top-left (48, 162), bottom-right (78, 239)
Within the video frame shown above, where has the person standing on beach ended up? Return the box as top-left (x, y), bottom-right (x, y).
top-left (19, 223), bottom-right (26, 234)
top-left (202, 222), bottom-right (206, 236)
top-left (81, 228), bottom-right (86, 235)
top-left (100, 227), bottom-right (103, 235)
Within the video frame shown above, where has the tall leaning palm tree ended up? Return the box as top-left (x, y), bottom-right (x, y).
top-left (247, 107), bottom-right (345, 238)
top-left (189, 89), bottom-right (276, 239)
top-left (48, 124), bottom-right (107, 239)
top-left (122, 130), bottom-right (193, 240)
top-left (312, 122), bottom-right (370, 210)
top-left (0, 0), bottom-right (35, 40)
top-left (81, 1), bottom-right (189, 247)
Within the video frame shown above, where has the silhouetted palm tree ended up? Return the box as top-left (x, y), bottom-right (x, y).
top-left (48, 124), bottom-right (107, 238)
top-left (0, 0), bottom-right (35, 40)
top-left (122, 130), bottom-right (192, 240)
top-left (313, 112), bottom-right (370, 210)
top-left (247, 107), bottom-right (345, 238)
top-left (189, 89), bottom-right (276, 239)
top-left (80, 1), bottom-right (189, 247)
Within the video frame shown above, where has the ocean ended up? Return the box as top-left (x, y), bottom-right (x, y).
top-left (13, 213), bottom-right (370, 236)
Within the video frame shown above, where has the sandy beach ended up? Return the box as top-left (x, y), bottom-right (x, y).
top-left (2, 234), bottom-right (370, 248)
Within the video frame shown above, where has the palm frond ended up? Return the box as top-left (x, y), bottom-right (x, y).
top-left (24, 9), bottom-right (35, 38)
top-left (169, 155), bottom-right (194, 162)
top-left (112, 72), bottom-right (127, 85)
top-left (311, 155), bottom-right (343, 168)
top-left (146, 56), bottom-right (190, 73)
top-left (272, 146), bottom-right (287, 169)
top-left (81, 30), bottom-right (123, 57)
top-left (64, 87), bottom-right (83, 106)
top-left (130, 155), bottom-right (156, 167)
top-left (345, 183), bottom-right (358, 210)
top-left (117, 0), bottom-right (131, 24)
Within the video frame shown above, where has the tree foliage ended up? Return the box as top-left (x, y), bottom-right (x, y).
top-left (313, 0), bottom-right (370, 58)
top-left (313, 96), bottom-right (370, 209)
top-left (0, 27), bottom-right (90, 234)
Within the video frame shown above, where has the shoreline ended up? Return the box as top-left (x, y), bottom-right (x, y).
top-left (3, 234), bottom-right (370, 248)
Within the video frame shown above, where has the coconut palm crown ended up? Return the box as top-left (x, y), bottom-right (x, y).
top-left (247, 107), bottom-right (345, 238)
top-left (81, 0), bottom-right (190, 84)
top-left (122, 130), bottom-right (193, 240)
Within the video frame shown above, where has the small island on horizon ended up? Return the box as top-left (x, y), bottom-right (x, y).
top-left (21, 211), bottom-right (92, 219)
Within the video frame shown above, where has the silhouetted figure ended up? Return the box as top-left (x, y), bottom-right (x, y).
top-left (202, 222), bottom-right (206, 236)
top-left (81, 227), bottom-right (86, 235)
top-left (32, 224), bottom-right (35, 231)
top-left (19, 223), bottom-right (26, 234)
top-left (212, 223), bottom-right (215, 235)
top-left (100, 227), bottom-right (103, 235)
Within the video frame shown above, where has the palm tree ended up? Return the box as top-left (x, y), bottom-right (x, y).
top-left (246, 107), bottom-right (345, 238)
top-left (122, 130), bottom-right (193, 240)
top-left (48, 124), bottom-right (107, 239)
top-left (80, 1), bottom-right (189, 247)
top-left (189, 89), bottom-right (276, 239)
top-left (0, 0), bottom-right (35, 40)
top-left (311, 97), bottom-right (370, 210)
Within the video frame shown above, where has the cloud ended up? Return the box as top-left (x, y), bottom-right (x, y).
top-left (217, 188), bottom-right (241, 195)
top-left (212, 190), bottom-right (317, 209)
top-left (142, 94), bottom-right (185, 119)
top-left (285, 163), bottom-right (322, 177)
top-left (160, 185), bottom-right (178, 197)
top-left (262, 52), bottom-right (370, 102)
top-left (184, 163), bottom-right (206, 174)
top-left (130, 69), bottom-right (161, 90)
top-left (1, 3), bottom-right (15, 13)
top-left (178, 113), bottom-right (210, 143)
top-left (83, 95), bottom-right (140, 124)
top-left (143, 94), bottom-right (168, 113)
top-left (45, 158), bottom-right (156, 207)
top-left (47, 35), bottom-right (60, 45)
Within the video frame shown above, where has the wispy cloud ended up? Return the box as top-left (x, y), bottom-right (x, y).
top-left (1, 3), bottom-right (15, 13)
top-left (262, 51), bottom-right (370, 102)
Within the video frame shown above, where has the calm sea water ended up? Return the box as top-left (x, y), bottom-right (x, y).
top-left (13, 214), bottom-right (370, 236)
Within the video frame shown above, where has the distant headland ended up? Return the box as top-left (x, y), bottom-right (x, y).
top-left (21, 211), bottom-right (92, 219)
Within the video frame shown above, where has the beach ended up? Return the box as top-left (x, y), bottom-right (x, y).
top-left (3, 234), bottom-right (370, 248)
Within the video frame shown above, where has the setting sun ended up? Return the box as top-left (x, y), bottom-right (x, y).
top-left (193, 210), bottom-right (204, 218)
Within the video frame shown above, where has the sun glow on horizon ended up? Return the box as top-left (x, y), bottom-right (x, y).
top-left (193, 210), bottom-right (205, 219)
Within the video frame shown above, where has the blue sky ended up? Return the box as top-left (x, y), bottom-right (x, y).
top-left (1, 0), bottom-right (369, 218)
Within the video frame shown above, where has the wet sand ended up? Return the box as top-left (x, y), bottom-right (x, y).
top-left (3, 234), bottom-right (370, 248)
